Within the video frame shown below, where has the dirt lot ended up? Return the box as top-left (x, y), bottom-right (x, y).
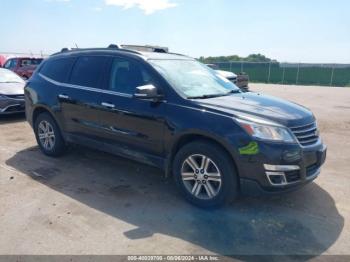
top-left (0, 84), bottom-right (349, 256)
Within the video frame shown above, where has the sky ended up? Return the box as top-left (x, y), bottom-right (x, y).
top-left (0, 0), bottom-right (349, 63)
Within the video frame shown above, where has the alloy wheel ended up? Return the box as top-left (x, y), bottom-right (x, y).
top-left (181, 154), bottom-right (222, 200)
top-left (38, 120), bottom-right (56, 150)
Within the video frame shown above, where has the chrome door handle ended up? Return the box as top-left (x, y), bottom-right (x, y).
top-left (101, 102), bottom-right (115, 108)
top-left (58, 94), bottom-right (70, 99)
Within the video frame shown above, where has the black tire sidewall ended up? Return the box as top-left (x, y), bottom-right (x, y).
top-left (34, 112), bottom-right (66, 157)
top-left (173, 141), bottom-right (238, 208)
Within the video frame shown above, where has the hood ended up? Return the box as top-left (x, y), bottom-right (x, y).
top-left (215, 70), bottom-right (237, 79)
top-left (195, 92), bottom-right (314, 127)
top-left (0, 82), bottom-right (25, 95)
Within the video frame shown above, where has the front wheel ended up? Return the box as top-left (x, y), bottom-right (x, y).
top-left (173, 141), bottom-right (238, 208)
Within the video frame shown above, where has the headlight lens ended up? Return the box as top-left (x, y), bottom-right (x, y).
top-left (237, 119), bottom-right (296, 143)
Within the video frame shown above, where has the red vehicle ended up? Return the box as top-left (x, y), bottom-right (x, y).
top-left (3, 57), bottom-right (43, 79)
top-left (0, 55), bottom-right (7, 67)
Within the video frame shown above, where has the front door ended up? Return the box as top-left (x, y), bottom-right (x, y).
top-left (97, 56), bottom-right (166, 158)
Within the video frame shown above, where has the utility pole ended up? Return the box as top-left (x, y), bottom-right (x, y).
top-left (267, 62), bottom-right (271, 83)
top-left (296, 63), bottom-right (300, 85)
top-left (330, 66), bottom-right (335, 87)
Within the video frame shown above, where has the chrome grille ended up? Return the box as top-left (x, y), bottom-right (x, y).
top-left (290, 122), bottom-right (319, 146)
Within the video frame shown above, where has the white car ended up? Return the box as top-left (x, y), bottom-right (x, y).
top-left (215, 69), bottom-right (238, 83)
top-left (206, 64), bottom-right (249, 91)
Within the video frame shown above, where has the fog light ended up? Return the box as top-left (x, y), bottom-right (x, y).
top-left (266, 171), bottom-right (288, 186)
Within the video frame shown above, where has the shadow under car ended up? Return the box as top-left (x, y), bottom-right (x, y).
top-left (5, 145), bottom-right (344, 257)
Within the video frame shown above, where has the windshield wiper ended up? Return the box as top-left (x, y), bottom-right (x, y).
top-left (225, 89), bottom-right (241, 94)
top-left (187, 93), bottom-right (228, 99)
top-left (188, 89), bottom-right (241, 99)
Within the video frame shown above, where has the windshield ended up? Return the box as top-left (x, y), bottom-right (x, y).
top-left (149, 59), bottom-right (240, 98)
top-left (0, 69), bottom-right (25, 83)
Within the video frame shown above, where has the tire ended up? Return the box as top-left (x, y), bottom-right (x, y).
top-left (173, 140), bottom-right (238, 208)
top-left (34, 112), bottom-right (66, 157)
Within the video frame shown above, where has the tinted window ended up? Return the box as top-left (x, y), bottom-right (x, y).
top-left (20, 59), bottom-right (43, 67)
top-left (3, 60), bottom-right (12, 69)
top-left (4, 59), bottom-right (17, 69)
top-left (40, 57), bottom-right (76, 82)
top-left (69, 56), bottom-right (108, 88)
top-left (109, 58), bottom-right (153, 94)
top-left (12, 59), bottom-right (18, 68)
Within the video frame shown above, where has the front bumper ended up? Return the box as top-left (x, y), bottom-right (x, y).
top-left (0, 98), bottom-right (25, 114)
top-left (236, 138), bottom-right (327, 196)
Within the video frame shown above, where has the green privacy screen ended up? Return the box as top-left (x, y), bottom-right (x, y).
top-left (214, 62), bottom-right (350, 87)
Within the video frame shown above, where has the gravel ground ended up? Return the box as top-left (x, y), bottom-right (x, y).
top-left (0, 83), bottom-right (349, 256)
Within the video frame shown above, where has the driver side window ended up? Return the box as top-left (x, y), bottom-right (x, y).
top-left (109, 58), bottom-right (153, 95)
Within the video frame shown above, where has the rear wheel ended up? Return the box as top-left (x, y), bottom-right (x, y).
top-left (173, 141), bottom-right (238, 208)
top-left (34, 112), bottom-right (66, 157)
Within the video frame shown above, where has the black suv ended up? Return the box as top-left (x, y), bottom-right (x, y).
top-left (25, 45), bottom-right (327, 207)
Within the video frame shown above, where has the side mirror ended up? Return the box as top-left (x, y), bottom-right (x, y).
top-left (134, 84), bottom-right (163, 101)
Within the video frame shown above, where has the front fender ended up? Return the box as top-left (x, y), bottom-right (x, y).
top-left (164, 128), bottom-right (242, 178)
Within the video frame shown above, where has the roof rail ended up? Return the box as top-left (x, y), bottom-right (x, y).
top-left (52, 43), bottom-right (174, 57)
top-left (51, 46), bottom-right (141, 56)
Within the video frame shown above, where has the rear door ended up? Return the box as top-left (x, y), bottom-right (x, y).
top-left (57, 55), bottom-right (110, 140)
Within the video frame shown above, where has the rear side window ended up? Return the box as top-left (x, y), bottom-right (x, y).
top-left (69, 56), bottom-right (108, 88)
top-left (40, 58), bottom-right (76, 82)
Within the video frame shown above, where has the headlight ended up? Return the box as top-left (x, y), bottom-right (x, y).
top-left (237, 119), bottom-right (296, 143)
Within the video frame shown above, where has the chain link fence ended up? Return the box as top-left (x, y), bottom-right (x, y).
top-left (213, 62), bottom-right (350, 87)
top-left (1, 52), bottom-right (350, 87)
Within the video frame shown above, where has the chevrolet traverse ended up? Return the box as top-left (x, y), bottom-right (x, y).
top-left (25, 45), bottom-right (327, 207)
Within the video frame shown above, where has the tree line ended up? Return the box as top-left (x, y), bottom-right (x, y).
top-left (198, 53), bottom-right (277, 63)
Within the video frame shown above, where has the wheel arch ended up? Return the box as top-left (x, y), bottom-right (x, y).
top-left (166, 131), bottom-right (240, 182)
top-left (32, 105), bottom-right (62, 131)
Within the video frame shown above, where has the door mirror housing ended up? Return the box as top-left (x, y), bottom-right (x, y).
top-left (134, 84), bottom-right (163, 101)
